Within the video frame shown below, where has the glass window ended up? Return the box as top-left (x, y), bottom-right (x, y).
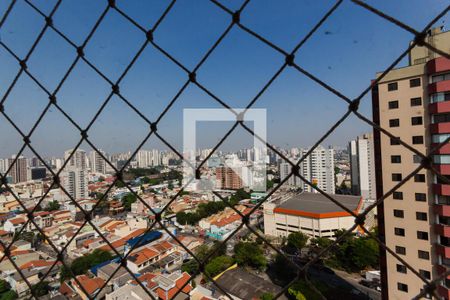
top-left (433, 155), bottom-right (450, 164)
top-left (391, 137), bottom-right (401, 145)
top-left (411, 116), bottom-right (423, 125)
top-left (395, 246), bottom-right (406, 255)
top-left (410, 78), bottom-right (421, 87)
top-left (433, 113), bottom-right (450, 124)
top-left (430, 92), bottom-right (450, 103)
top-left (390, 119), bottom-right (400, 127)
top-left (395, 227), bottom-right (405, 236)
top-left (413, 155), bottom-right (421, 164)
top-left (411, 97), bottom-right (422, 106)
top-left (415, 193), bottom-right (426, 202)
top-left (394, 209), bottom-right (404, 218)
top-left (416, 212), bottom-right (427, 221)
top-left (419, 270), bottom-right (431, 280)
top-left (397, 264), bottom-right (407, 273)
top-left (417, 231), bottom-right (429, 240)
top-left (414, 174), bottom-right (425, 182)
top-left (397, 283), bottom-right (408, 292)
top-left (432, 133), bottom-right (450, 143)
top-left (391, 155), bottom-right (401, 163)
top-left (393, 191), bottom-right (403, 200)
top-left (389, 100), bottom-right (399, 109)
top-left (412, 136), bottom-right (424, 144)
top-left (418, 250), bottom-right (430, 260)
top-left (392, 173), bottom-right (402, 181)
top-left (432, 72), bottom-right (450, 83)
top-left (388, 82), bottom-right (398, 91)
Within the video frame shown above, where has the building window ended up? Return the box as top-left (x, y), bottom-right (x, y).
top-left (392, 173), bottom-right (402, 181)
top-left (414, 174), bottom-right (426, 182)
top-left (393, 209), bottom-right (404, 218)
top-left (388, 82), bottom-right (398, 91)
top-left (411, 97), bottom-right (422, 106)
top-left (432, 113), bottom-right (450, 124)
top-left (430, 92), bottom-right (450, 103)
top-left (410, 78), bottom-right (421, 87)
top-left (388, 100), bottom-right (399, 109)
top-left (431, 72), bottom-right (450, 83)
top-left (395, 246), bottom-right (406, 255)
top-left (418, 250), bottom-right (430, 260)
top-left (416, 212), bottom-right (427, 221)
top-left (391, 155), bottom-right (401, 163)
top-left (390, 137), bottom-right (401, 145)
top-left (419, 270), bottom-right (431, 280)
top-left (394, 227), bottom-right (405, 236)
top-left (412, 136), bottom-right (424, 144)
top-left (393, 191), bottom-right (403, 200)
top-left (411, 116), bottom-right (423, 125)
top-left (413, 155), bottom-right (421, 164)
top-left (397, 283), bottom-right (408, 292)
top-left (415, 193), bottom-right (426, 202)
top-left (390, 119), bottom-right (400, 127)
top-left (396, 264), bottom-right (407, 274)
top-left (417, 231), bottom-right (429, 240)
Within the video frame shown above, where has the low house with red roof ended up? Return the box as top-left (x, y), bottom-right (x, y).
top-left (3, 217), bottom-right (26, 232)
top-left (105, 270), bottom-right (192, 300)
top-left (71, 275), bottom-right (108, 300)
top-left (127, 247), bottom-right (160, 273)
top-left (126, 239), bottom-right (177, 273)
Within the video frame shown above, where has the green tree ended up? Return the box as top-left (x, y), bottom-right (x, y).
top-left (168, 182), bottom-right (174, 190)
top-left (260, 293), bottom-right (274, 300)
top-left (0, 280), bottom-right (10, 294)
top-left (266, 180), bottom-right (274, 190)
top-left (287, 232), bottom-right (309, 252)
top-left (204, 255), bottom-right (234, 278)
top-left (181, 259), bottom-right (199, 275)
top-left (234, 242), bottom-right (266, 270)
top-left (0, 291), bottom-right (17, 300)
top-left (347, 237), bottom-right (379, 270)
top-left (121, 193), bottom-right (137, 211)
top-left (61, 249), bottom-right (113, 281)
top-left (141, 177), bottom-right (151, 184)
top-left (31, 281), bottom-right (50, 297)
top-left (44, 200), bottom-right (60, 211)
top-left (115, 180), bottom-right (126, 188)
top-left (287, 280), bottom-right (322, 300)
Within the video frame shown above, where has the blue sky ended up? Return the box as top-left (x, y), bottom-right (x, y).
top-left (0, 0), bottom-right (448, 157)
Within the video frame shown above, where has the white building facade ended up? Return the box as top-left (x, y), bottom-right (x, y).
top-left (349, 133), bottom-right (376, 200)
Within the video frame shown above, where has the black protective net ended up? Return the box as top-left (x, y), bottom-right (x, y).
top-left (0, 0), bottom-right (449, 299)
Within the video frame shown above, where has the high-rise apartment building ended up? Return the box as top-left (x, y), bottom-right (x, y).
top-left (64, 149), bottom-right (87, 169)
top-left (62, 149), bottom-right (88, 200)
top-left (7, 156), bottom-right (29, 183)
top-left (279, 161), bottom-right (302, 187)
top-left (372, 27), bottom-right (450, 299)
top-left (216, 166), bottom-right (243, 190)
top-left (278, 146), bottom-right (335, 193)
top-left (0, 159), bottom-right (8, 175)
top-left (89, 150), bottom-right (107, 174)
top-left (349, 133), bottom-right (376, 200)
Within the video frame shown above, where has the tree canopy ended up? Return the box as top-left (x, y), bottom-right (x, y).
top-left (234, 242), bottom-right (267, 270)
top-left (287, 232), bottom-right (309, 252)
top-left (204, 255), bottom-right (235, 278)
top-left (61, 249), bottom-right (113, 281)
top-left (121, 193), bottom-right (137, 211)
top-left (44, 200), bottom-right (60, 211)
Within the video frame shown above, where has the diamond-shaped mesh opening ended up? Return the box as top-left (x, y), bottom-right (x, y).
top-left (0, 0), bottom-right (449, 299)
